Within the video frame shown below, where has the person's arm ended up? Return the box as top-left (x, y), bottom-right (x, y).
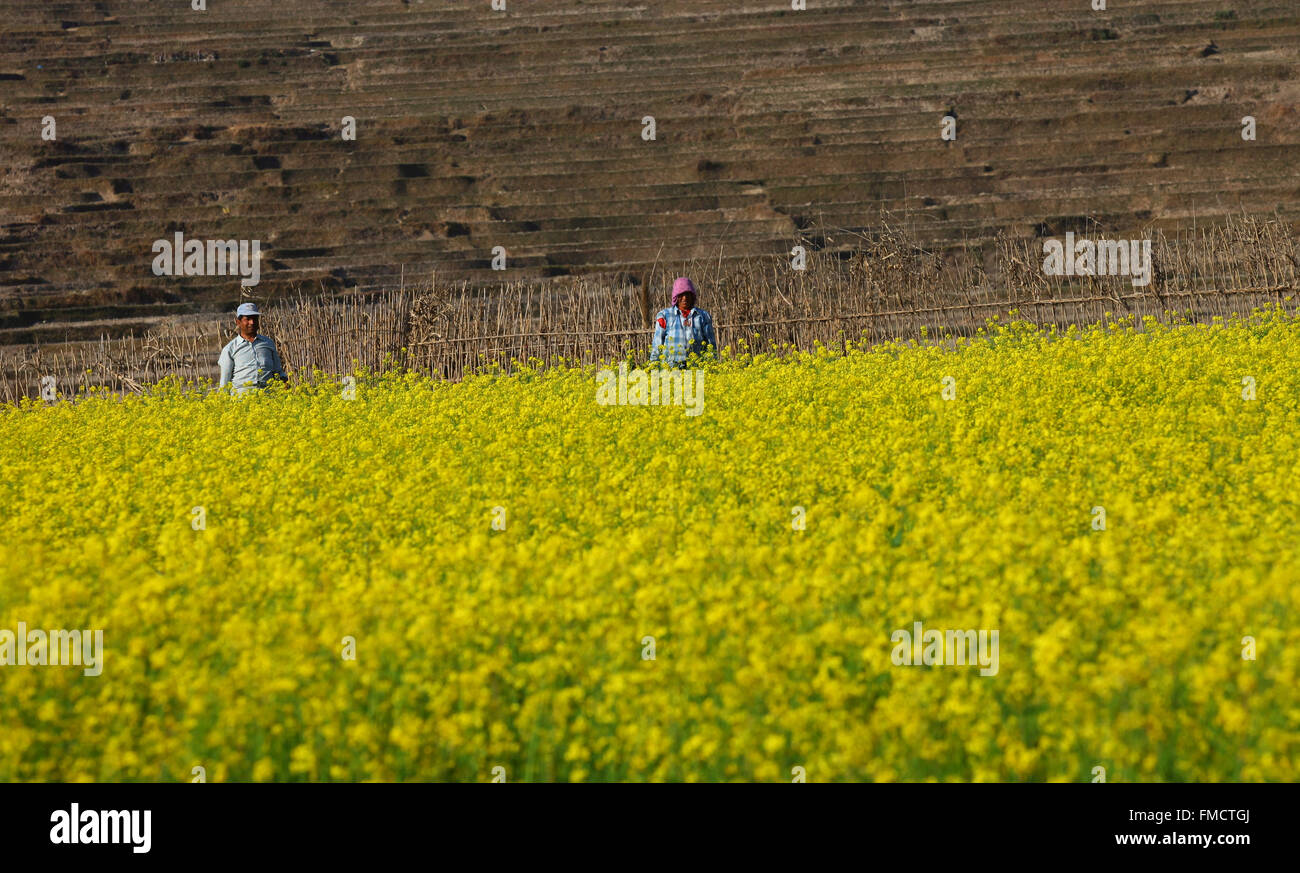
top-left (270, 340), bottom-right (288, 382)
top-left (218, 343), bottom-right (232, 388)
top-left (649, 314), bottom-right (666, 363)
top-left (703, 313), bottom-right (719, 359)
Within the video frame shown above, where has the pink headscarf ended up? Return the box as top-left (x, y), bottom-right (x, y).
top-left (671, 277), bottom-right (697, 304)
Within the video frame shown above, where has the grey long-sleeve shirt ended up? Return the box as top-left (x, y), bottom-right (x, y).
top-left (218, 334), bottom-right (287, 391)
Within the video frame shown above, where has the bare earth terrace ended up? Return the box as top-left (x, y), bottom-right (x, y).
top-left (1, 0), bottom-right (1298, 344)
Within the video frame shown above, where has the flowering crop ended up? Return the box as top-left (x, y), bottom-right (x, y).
top-left (1, 311), bottom-right (1297, 782)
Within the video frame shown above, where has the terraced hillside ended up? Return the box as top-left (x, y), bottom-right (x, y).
top-left (2, 0), bottom-right (1298, 342)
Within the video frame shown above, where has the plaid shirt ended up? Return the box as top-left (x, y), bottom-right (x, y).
top-left (650, 306), bottom-right (717, 366)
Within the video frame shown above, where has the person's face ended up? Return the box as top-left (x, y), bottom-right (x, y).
top-left (677, 292), bottom-right (696, 311)
top-left (237, 314), bottom-right (259, 337)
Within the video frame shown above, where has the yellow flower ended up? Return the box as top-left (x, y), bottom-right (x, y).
top-left (2, 311), bottom-right (1297, 781)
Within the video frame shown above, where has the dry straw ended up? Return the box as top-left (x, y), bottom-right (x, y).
top-left (3, 214), bottom-right (1295, 401)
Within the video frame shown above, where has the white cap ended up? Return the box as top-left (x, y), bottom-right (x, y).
top-left (236, 302), bottom-right (261, 317)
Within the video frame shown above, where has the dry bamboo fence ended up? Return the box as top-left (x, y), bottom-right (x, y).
top-left (3, 214), bottom-right (1296, 401)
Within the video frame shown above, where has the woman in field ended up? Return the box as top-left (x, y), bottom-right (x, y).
top-left (649, 277), bottom-right (718, 368)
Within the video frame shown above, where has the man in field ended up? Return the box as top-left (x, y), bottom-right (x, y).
top-left (218, 302), bottom-right (287, 393)
top-left (650, 277), bottom-right (718, 368)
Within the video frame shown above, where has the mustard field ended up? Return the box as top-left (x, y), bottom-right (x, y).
top-left (1, 313), bottom-right (1296, 781)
